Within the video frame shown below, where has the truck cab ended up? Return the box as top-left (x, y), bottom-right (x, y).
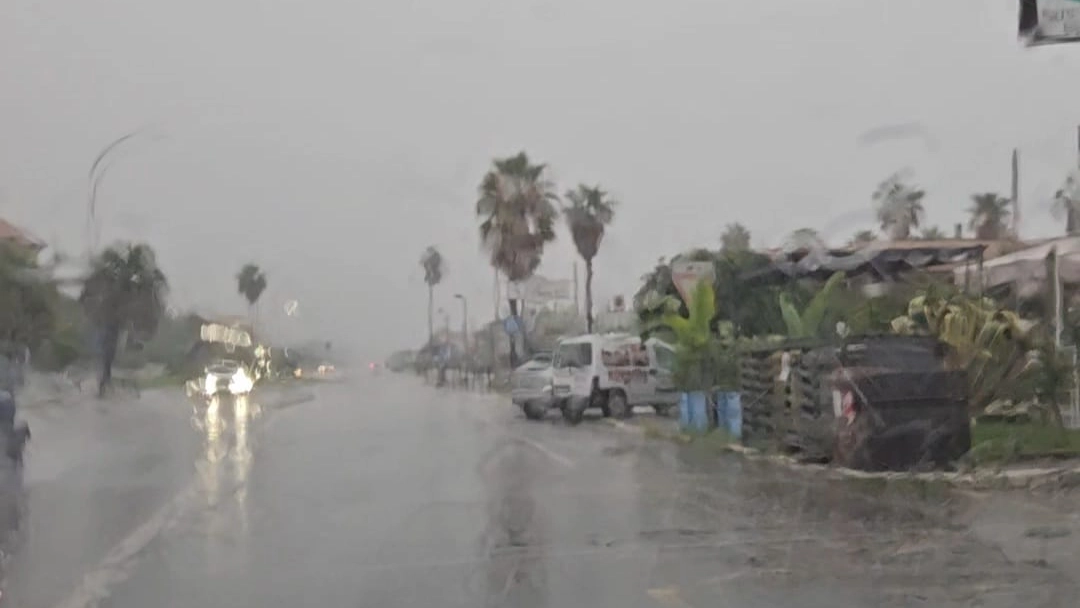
top-left (549, 333), bottom-right (679, 424)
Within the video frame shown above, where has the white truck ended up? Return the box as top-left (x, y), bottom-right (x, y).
top-left (548, 333), bottom-right (680, 424)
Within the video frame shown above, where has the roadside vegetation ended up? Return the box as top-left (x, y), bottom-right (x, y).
top-left (404, 161), bottom-right (1080, 471)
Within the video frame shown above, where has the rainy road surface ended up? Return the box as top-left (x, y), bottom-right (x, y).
top-left (2, 373), bottom-right (1080, 608)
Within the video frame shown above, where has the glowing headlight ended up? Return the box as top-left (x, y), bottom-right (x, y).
top-left (228, 369), bottom-right (254, 395)
top-left (204, 373), bottom-right (217, 394)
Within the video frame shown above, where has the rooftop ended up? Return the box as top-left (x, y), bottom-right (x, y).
top-left (0, 218), bottom-right (45, 251)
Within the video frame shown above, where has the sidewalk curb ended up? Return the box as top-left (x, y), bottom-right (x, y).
top-left (602, 418), bottom-right (1080, 491)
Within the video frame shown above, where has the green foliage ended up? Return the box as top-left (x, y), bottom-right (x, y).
top-left (777, 272), bottom-right (845, 338)
top-left (420, 246), bottom-right (445, 286)
top-left (635, 248), bottom-right (788, 340)
top-left (919, 226), bottom-right (947, 240)
top-left (645, 282), bottom-right (735, 390)
top-left (80, 243), bottom-right (169, 337)
top-left (968, 193), bottom-right (1012, 240)
top-left (563, 184), bottom-right (616, 262)
top-left (236, 263), bottom-right (268, 306)
top-left (967, 420), bottom-right (1080, 465)
top-left (476, 151), bottom-right (559, 282)
top-left (80, 243), bottom-right (169, 393)
top-left (720, 223), bottom-right (751, 252)
top-left (0, 242), bottom-right (61, 348)
top-left (891, 288), bottom-right (1032, 414)
top-left (874, 172), bottom-right (925, 239)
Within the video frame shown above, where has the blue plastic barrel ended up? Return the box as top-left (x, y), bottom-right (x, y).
top-left (688, 391), bottom-right (710, 431)
top-left (678, 392), bottom-right (692, 428)
top-left (718, 391), bottom-right (742, 439)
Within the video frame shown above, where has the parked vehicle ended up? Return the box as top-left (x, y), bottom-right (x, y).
top-left (549, 333), bottom-right (680, 424)
top-left (511, 352), bottom-right (554, 419)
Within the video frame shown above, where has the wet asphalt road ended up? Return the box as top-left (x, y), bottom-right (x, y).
top-left (2, 372), bottom-right (1080, 607)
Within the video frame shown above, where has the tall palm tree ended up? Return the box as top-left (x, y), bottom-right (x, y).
top-left (476, 151), bottom-right (559, 365)
top-left (236, 263), bottom-right (268, 333)
top-left (79, 243), bottom-right (168, 396)
top-left (720, 223), bottom-right (751, 252)
top-left (419, 246), bottom-right (444, 344)
top-left (967, 193), bottom-right (1011, 240)
top-left (563, 184), bottom-right (617, 333)
top-left (873, 173), bottom-right (925, 239)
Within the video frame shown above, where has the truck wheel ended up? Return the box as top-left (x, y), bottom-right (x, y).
top-left (595, 390), bottom-right (611, 417)
top-left (561, 398), bottom-right (586, 425)
top-left (608, 390), bottom-right (631, 419)
top-left (652, 403), bottom-right (673, 417)
top-left (523, 400), bottom-right (546, 420)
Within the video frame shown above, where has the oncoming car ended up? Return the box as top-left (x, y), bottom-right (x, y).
top-left (186, 360), bottom-right (255, 398)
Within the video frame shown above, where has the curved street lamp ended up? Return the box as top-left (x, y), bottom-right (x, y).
top-left (86, 126), bottom-right (164, 254)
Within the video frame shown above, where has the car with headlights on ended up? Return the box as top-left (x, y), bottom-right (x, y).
top-left (185, 359), bottom-right (255, 398)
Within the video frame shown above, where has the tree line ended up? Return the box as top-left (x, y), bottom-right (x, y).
top-left (0, 238), bottom-right (270, 397)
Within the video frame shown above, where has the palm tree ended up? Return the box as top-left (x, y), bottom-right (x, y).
top-left (849, 230), bottom-right (876, 246)
top-left (419, 246), bottom-right (445, 344)
top-left (236, 263), bottom-right (268, 333)
top-left (919, 226), bottom-right (947, 240)
top-left (563, 184), bottom-right (617, 333)
top-left (720, 223), bottom-right (751, 252)
top-left (476, 151), bottom-right (559, 366)
top-left (967, 193), bottom-right (1011, 240)
top-left (79, 243), bottom-right (168, 396)
top-left (873, 172), bottom-right (925, 239)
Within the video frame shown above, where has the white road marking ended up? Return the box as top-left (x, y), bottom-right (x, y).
top-left (51, 480), bottom-right (201, 608)
top-left (48, 390), bottom-right (308, 608)
top-left (512, 435), bottom-right (576, 469)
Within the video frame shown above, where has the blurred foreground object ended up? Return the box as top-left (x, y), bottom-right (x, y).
top-left (1019, 0), bottom-right (1080, 47)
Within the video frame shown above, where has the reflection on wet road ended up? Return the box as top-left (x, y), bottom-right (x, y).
top-left (1, 375), bottom-right (1079, 607)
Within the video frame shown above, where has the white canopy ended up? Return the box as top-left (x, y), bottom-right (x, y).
top-left (955, 236), bottom-right (1080, 296)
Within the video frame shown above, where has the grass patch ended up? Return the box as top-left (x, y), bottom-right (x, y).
top-left (966, 420), bottom-right (1080, 465)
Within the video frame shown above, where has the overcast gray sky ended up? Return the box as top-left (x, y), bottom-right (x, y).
top-left (3, 0), bottom-right (1080, 356)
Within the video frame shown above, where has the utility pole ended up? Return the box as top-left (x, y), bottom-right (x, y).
top-left (455, 294), bottom-right (468, 356)
top-left (1011, 148), bottom-right (1020, 239)
top-left (572, 260), bottom-right (580, 315)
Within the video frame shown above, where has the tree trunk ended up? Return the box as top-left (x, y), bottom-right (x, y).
top-left (585, 258), bottom-right (594, 334)
top-left (507, 298), bottom-right (519, 368)
top-left (98, 322), bottom-right (121, 398)
top-left (427, 284), bottom-right (434, 346)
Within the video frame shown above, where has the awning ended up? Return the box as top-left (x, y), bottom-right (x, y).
top-left (743, 241), bottom-right (988, 286)
top-left (956, 236), bottom-right (1080, 295)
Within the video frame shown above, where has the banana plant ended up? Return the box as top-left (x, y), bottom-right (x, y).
top-left (891, 290), bottom-right (1032, 413)
top-left (778, 272), bottom-right (845, 338)
top-left (644, 281), bottom-right (721, 391)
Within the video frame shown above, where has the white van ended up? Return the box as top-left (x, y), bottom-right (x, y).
top-left (548, 333), bottom-right (679, 424)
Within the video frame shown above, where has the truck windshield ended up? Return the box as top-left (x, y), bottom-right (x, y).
top-left (553, 343), bottom-right (592, 369)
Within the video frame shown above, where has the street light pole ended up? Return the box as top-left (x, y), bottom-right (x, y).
top-left (86, 126), bottom-right (162, 255)
top-left (454, 294), bottom-right (468, 357)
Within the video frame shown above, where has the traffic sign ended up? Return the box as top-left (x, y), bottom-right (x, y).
top-left (503, 316), bottom-right (522, 335)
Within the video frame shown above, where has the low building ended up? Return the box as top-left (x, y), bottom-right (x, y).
top-left (0, 218), bottom-right (45, 255)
